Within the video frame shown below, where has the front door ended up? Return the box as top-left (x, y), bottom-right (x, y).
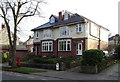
top-left (76, 43), bottom-right (82, 55)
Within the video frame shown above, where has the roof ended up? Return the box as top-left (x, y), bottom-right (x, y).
top-left (31, 13), bottom-right (85, 31)
top-left (80, 15), bottom-right (109, 31)
top-left (109, 34), bottom-right (120, 41)
top-left (0, 45), bottom-right (28, 50)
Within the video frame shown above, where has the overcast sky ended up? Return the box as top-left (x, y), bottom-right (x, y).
top-left (0, 0), bottom-right (119, 42)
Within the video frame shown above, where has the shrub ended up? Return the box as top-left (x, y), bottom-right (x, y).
top-left (2, 52), bottom-right (9, 63)
top-left (32, 56), bottom-right (81, 64)
top-left (24, 52), bottom-right (34, 60)
top-left (81, 49), bottom-right (104, 66)
top-left (32, 57), bottom-right (63, 64)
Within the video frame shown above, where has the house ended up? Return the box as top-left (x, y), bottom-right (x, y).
top-left (0, 24), bottom-right (20, 45)
top-left (0, 24), bottom-right (28, 56)
top-left (31, 10), bottom-right (109, 57)
top-left (109, 34), bottom-right (120, 46)
top-left (25, 36), bottom-right (34, 52)
top-left (108, 34), bottom-right (120, 54)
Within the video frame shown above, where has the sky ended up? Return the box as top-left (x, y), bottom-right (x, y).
top-left (0, 0), bottom-right (119, 42)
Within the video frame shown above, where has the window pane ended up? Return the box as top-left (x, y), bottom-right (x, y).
top-left (59, 41), bottom-right (62, 51)
top-left (63, 41), bottom-right (66, 51)
top-left (67, 44), bottom-right (70, 51)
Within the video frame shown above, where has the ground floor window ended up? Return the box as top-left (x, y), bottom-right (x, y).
top-left (42, 41), bottom-right (53, 52)
top-left (58, 39), bottom-right (71, 51)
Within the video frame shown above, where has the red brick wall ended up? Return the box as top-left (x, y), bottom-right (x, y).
top-left (33, 38), bottom-right (86, 57)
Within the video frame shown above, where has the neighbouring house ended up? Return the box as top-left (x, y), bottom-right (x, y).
top-left (0, 24), bottom-right (28, 58)
top-left (25, 36), bottom-right (34, 52)
top-left (108, 34), bottom-right (120, 54)
top-left (0, 24), bottom-right (20, 45)
top-left (31, 10), bottom-right (109, 57)
top-left (109, 34), bottom-right (120, 46)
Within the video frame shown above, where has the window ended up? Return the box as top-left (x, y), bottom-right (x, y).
top-left (43, 30), bottom-right (52, 38)
top-left (60, 27), bottom-right (69, 36)
top-left (64, 12), bottom-right (69, 20)
top-left (50, 16), bottom-right (55, 23)
top-left (35, 31), bottom-right (39, 38)
top-left (42, 41), bottom-right (53, 52)
top-left (76, 24), bottom-right (82, 32)
top-left (58, 39), bottom-right (71, 51)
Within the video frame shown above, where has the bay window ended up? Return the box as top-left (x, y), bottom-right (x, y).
top-left (42, 41), bottom-right (53, 52)
top-left (58, 39), bottom-right (71, 51)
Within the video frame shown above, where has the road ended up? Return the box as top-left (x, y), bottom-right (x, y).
top-left (1, 71), bottom-right (63, 80)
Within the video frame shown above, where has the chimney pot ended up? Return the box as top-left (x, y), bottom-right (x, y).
top-left (1, 24), bottom-right (5, 29)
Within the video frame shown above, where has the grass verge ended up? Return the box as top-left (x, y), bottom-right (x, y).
top-left (2, 66), bottom-right (47, 74)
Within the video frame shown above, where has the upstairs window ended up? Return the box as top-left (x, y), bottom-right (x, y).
top-left (64, 12), bottom-right (69, 20)
top-left (60, 27), bottom-right (69, 36)
top-left (76, 24), bottom-right (83, 33)
top-left (35, 31), bottom-right (39, 38)
top-left (50, 16), bottom-right (55, 23)
top-left (43, 29), bottom-right (52, 38)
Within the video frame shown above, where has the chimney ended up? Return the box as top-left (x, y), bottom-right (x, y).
top-left (58, 11), bottom-right (63, 20)
top-left (1, 24), bottom-right (5, 29)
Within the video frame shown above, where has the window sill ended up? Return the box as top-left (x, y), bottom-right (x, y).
top-left (42, 51), bottom-right (53, 53)
top-left (76, 31), bottom-right (83, 33)
top-left (58, 51), bottom-right (71, 52)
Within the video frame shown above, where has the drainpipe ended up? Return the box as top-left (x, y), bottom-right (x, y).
top-left (98, 27), bottom-right (101, 50)
top-left (89, 22), bottom-right (101, 50)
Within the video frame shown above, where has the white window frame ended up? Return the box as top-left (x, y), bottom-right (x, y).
top-left (60, 27), bottom-right (69, 36)
top-left (58, 39), bottom-right (71, 51)
top-left (42, 41), bottom-right (53, 52)
top-left (50, 16), bottom-right (55, 23)
top-left (64, 12), bottom-right (69, 20)
top-left (76, 24), bottom-right (83, 33)
top-left (43, 29), bottom-right (52, 38)
top-left (36, 31), bottom-right (39, 38)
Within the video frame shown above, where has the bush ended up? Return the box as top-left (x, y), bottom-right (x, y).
top-left (24, 52), bottom-right (34, 60)
top-left (114, 45), bottom-right (120, 60)
top-left (2, 52), bottom-right (9, 63)
top-left (31, 56), bottom-right (81, 64)
top-left (32, 57), bottom-right (63, 64)
top-left (81, 49), bottom-right (104, 66)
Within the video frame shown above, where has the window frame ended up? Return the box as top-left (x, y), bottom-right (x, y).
top-left (42, 41), bottom-right (53, 52)
top-left (43, 29), bottom-right (52, 38)
top-left (76, 24), bottom-right (83, 33)
top-left (58, 39), bottom-right (71, 51)
top-left (35, 31), bottom-right (39, 38)
top-left (50, 16), bottom-right (55, 23)
top-left (60, 26), bottom-right (69, 36)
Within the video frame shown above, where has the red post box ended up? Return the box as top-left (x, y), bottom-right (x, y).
top-left (17, 58), bottom-right (21, 67)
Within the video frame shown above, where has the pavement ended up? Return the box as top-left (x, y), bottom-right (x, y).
top-left (1, 62), bottom-right (119, 80)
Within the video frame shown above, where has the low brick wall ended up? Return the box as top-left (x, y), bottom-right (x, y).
top-left (21, 63), bottom-right (56, 70)
top-left (21, 62), bottom-right (81, 71)
top-left (80, 65), bottom-right (98, 74)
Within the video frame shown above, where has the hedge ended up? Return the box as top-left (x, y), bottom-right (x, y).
top-left (81, 49), bottom-right (104, 66)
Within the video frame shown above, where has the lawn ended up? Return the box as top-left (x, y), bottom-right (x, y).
top-left (2, 66), bottom-right (47, 74)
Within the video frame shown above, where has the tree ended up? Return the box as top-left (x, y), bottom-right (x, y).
top-left (0, 0), bottom-right (45, 68)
